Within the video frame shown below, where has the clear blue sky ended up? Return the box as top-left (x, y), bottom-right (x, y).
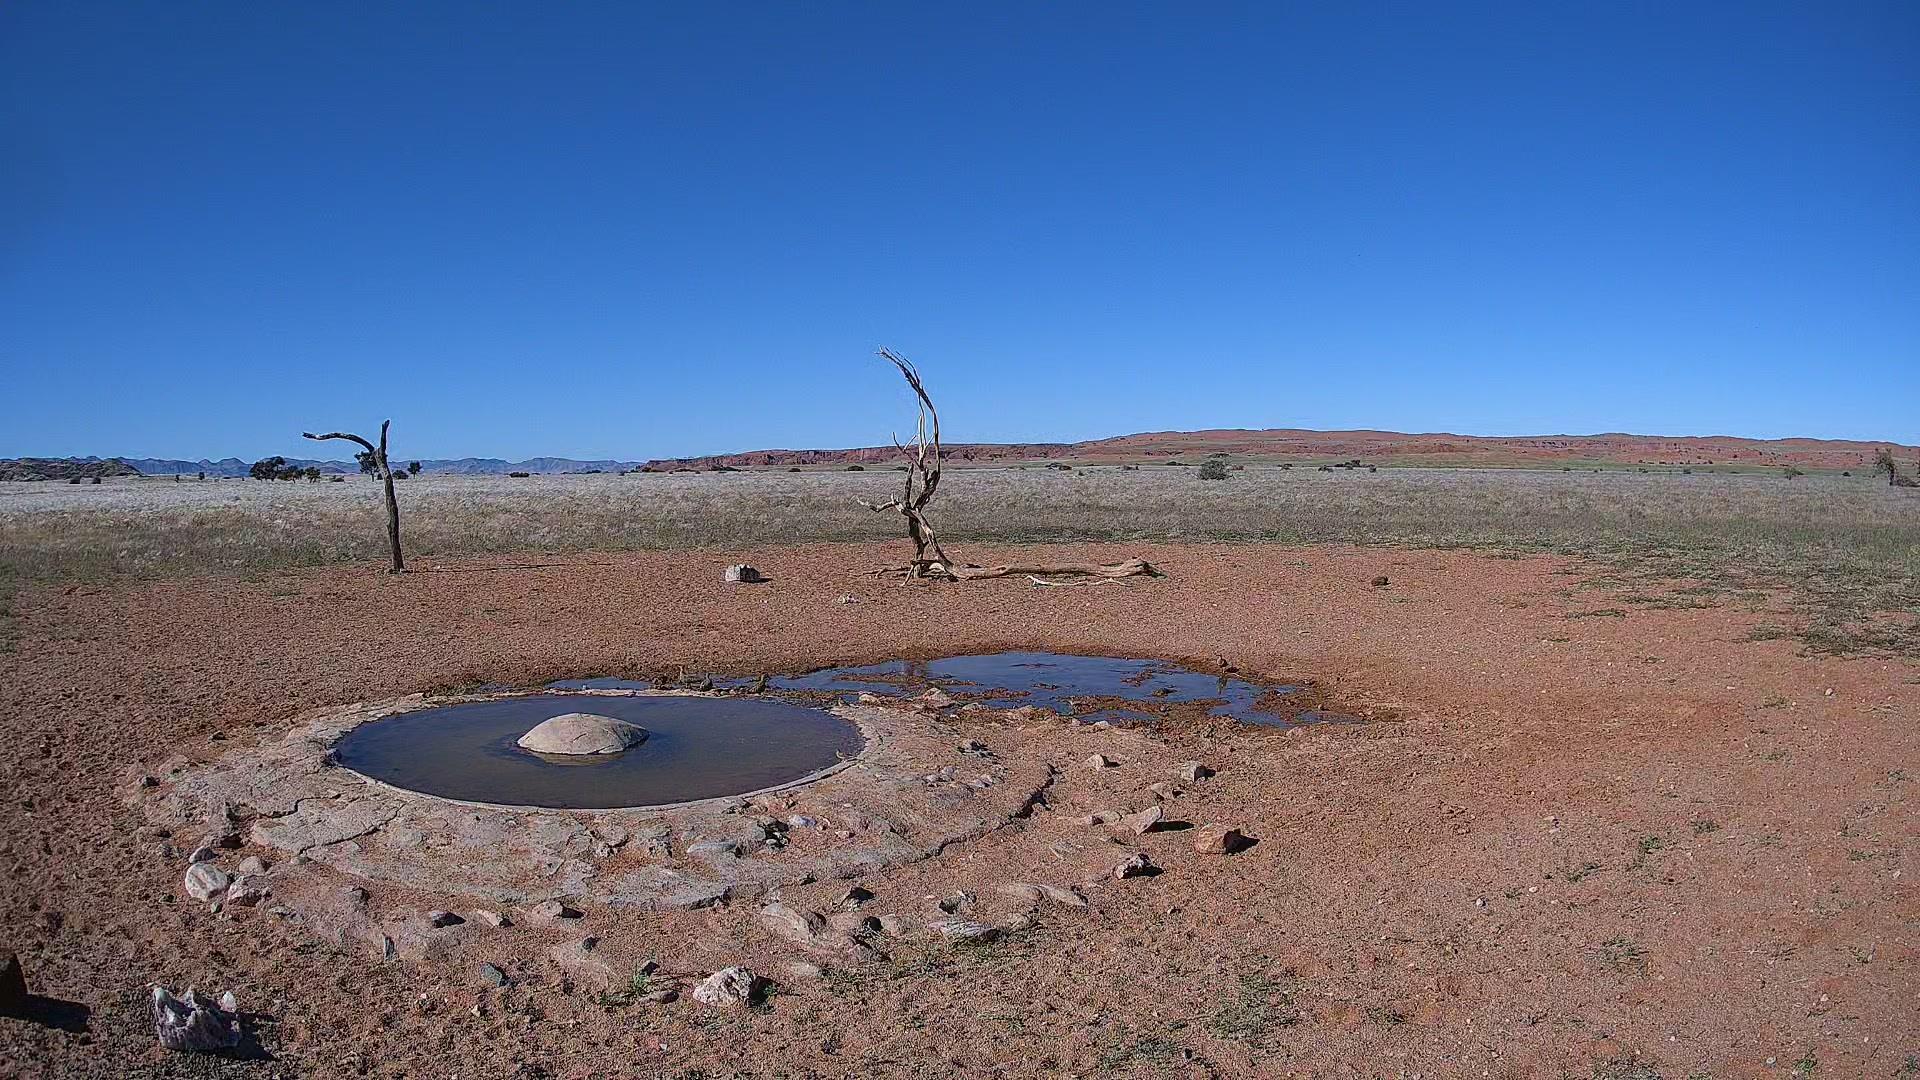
top-left (2, 2), bottom-right (1915, 461)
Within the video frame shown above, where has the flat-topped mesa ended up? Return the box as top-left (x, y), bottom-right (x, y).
top-left (517, 713), bottom-right (648, 756)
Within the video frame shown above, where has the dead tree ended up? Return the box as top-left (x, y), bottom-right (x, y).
top-left (861, 349), bottom-right (1158, 583)
top-left (304, 420), bottom-right (405, 573)
top-left (1872, 448), bottom-right (1919, 488)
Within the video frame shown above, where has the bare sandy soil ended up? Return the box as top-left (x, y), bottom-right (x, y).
top-left (1, 542), bottom-right (1914, 1079)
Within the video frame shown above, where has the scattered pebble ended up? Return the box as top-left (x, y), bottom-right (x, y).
top-left (1113, 852), bottom-right (1156, 879)
top-left (692, 967), bottom-right (758, 1008)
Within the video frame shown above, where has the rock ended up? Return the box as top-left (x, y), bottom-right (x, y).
top-left (693, 967), bottom-right (757, 1008)
top-left (1372, 575), bottom-right (1390, 587)
top-left (202, 830), bottom-right (241, 851)
top-left (235, 855), bottom-right (269, 875)
top-left (999, 883), bottom-right (1088, 909)
top-left (526, 899), bottom-right (582, 924)
top-left (1079, 810), bottom-right (1121, 826)
top-left (183, 863), bottom-right (230, 902)
top-left (224, 877), bottom-right (268, 907)
top-left (149, 986), bottom-right (240, 1053)
top-left (187, 846), bottom-right (217, 865)
top-left (917, 688), bottom-right (955, 709)
top-left (516, 713), bottom-right (647, 756)
top-left (0, 952), bottom-right (26, 1017)
top-left (342, 885), bottom-right (369, 906)
top-left (1123, 805), bottom-right (1166, 834)
top-left (591, 823), bottom-right (631, 849)
top-left (937, 891), bottom-right (975, 914)
top-left (1084, 754), bottom-right (1116, 770)
top-left (836, 885), bottom-right (874, 910)
top-left (428, 910), bottom-right (465, 928)
top-left (758, 902), bottom-right (830, 949)
top-left (1192, 824), bottom-right (1249, 854)
top-left (723, 564), bottom-right (765, 584)
top-left (999, 914), bottom-right (1037, 934)
top-left (787, 815), bottom-right (820, 830)
top-left (472, 909), bottom-right (511, 928)
top-left (957, 739), bottom-right (988, 755)
top-left (930, 918), bottom-right (999, 944)
top-left (476, 963), bottom-right (509, 988)
top-left (876, 914), bottom-right (910, 936)
top-left (784, 961), bottom-right (824, 980)
top-left (1177, 761), bottom-right (1214, 783)
top-left (642, 988), bottom-right (678, 1004)
top-left (828, 911), bottom-right (882, 934)
top-left (1113, 852), bottom-right (1155, 879)
top-left (1149, 782), bottom-right (1179, 801)
top-left (546, 937), bottom-right (617, 993)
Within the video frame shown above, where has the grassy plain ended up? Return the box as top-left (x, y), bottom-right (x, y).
top-left (2, 465), bottom-right (1916, 654)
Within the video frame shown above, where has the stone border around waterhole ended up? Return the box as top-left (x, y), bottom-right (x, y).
top-left (131, 687), bottom-right (1061, 926)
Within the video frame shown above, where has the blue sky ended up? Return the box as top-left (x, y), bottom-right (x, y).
top-left (2, 2), bottom-right (1914, 460)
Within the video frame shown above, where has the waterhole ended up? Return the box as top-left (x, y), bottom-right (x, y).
top-left (330, 694), bottom-right (864, 810)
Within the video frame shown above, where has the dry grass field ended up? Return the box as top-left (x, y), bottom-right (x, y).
top-left (4, 466), bottom-right (1916, 656)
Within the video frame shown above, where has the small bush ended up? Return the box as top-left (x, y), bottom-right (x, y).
top-left (1197, 459), bottom-right (1230, 481)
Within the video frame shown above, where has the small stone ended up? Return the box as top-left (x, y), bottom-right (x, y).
top-left (836, 886), bottom-right (874, 910)
top-left (999, 883), bottom-right (1088, 909)
top-left (1084, 754), bottom-right (1116, 770)
top-left (918, 688), bottom-right (955, 709)
top-left (757, 902), bottom-right (831, 950)
top-left (203, 830), bottom-right (241, 850)
top-left (139, 775), bottom-right (159, 789)
top-left (591, 823), bottom-right (631, 849)
top-left (235, 855), bottom-right (269, 875)
top-left (937, 891), bottom-right (974, 914)
top-left (472, 909), bottom-right (511, 928)
top-left (428, 910), bottom-right (465, 928)
top-left (1123, 805), bottom-right (1166, 834)
top-left (642, 988), bottom-right (678, 1004)
top-left (1192, 823), bottom-right (1249, 854)
top-left (187, 846), bottom-right (217, 865)
top-left (527, 899), bottom-right (582, 924)
top-left (1079, 810), bottom-right (1121, 826)
top-left (1177, 761), bottom-right (1214, 783)
top-left (184, 863), bottom-right (230, 902)
top-left (999, 914), bottom-right (1037, 934)
top-left (0, 952), bottom-right (26, 1017)
top-left (784, 961), bottom-right (824, 980)
top-left (1372, 575), bottom-right (1390, 587)
top-left (693, 967), bottom-right (758, 1007)
top-left (224, 877), bottom-right (268, 907)
top-left (149, 985), bottom-right (240, 1052)
top-left (787, 815), bottom-right (820, 830)
top-left (957, 739), bottom-right (988, 755)
top-left (723, 564), bottom-right (764, 584)
top-left (476, 963), bottom-right (509, 988)
top-left (876, 914), bottom-right (910, 936)
top-left (1149, 782), bottom-right (1179, 801)
top-left (930, 918), bottom-right (999, 944)
top-left (1113, 852), bottom-right (1156, 879)
top-left (342, 885), bottom-right (369, 906)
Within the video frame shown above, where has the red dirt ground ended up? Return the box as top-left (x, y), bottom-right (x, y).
top-left (1, 542), bottom-right (1915, 1078)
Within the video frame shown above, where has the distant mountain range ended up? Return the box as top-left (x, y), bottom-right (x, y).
top-left (7, 428), bottom-right (1917, 482)
top-left (37, 455), bottom-right (646, 477)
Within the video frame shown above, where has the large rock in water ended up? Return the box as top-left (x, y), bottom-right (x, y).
top-left (517, 713), bottom-right (647, 756)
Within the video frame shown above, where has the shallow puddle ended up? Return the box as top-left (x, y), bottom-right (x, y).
top-left (330, 694), bottom-right (863, 809)
top-left (551, 652), bottom-right (1304, 727)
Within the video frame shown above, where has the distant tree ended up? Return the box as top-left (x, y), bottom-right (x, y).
top-left (407, 461), bottom-right (422, 476)
top-left (305, 420), bottom-right (405, 573)
top-left (1872, 448), bottom-right (1918, 487)
top-left (304, 467), bottom-right (321, 482)
top-left (250, 456), bottom-right (288, 481)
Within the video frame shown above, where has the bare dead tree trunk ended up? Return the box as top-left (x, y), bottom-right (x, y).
top-left (860, 350), bottom-right (1159, 584)
top-left (304, 420), bottom-right (405, 573)
top-left (859, 349), bottom-right (955, 578)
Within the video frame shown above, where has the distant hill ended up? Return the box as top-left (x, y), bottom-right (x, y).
top-left (0, 458), bottom-right (143, 482)
top-left (645, 429), bottom-right (1920, 471)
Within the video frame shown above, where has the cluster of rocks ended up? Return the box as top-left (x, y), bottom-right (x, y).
top-left (178, 826), bottom-right (272, 913)
top-left (1072, 759), bottom-right (1251, 877)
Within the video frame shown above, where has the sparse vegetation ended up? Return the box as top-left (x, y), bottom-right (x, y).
top-left (1197, 459), bottom-right (1230, 480)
